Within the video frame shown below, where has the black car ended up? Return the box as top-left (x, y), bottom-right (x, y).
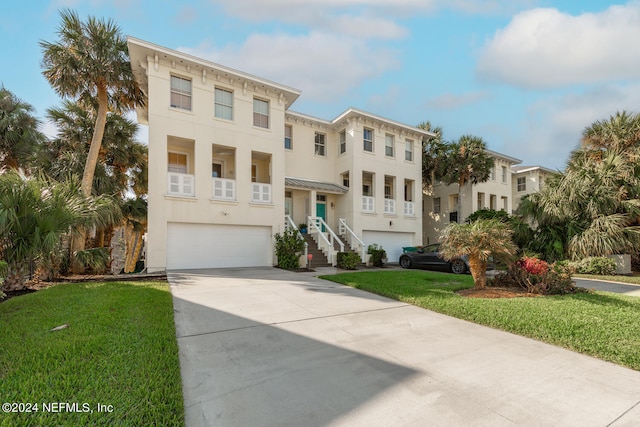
top-left (399, 243), bottom-right (469, 274)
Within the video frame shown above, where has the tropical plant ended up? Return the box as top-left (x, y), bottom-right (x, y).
top-left (0, 170), bottom-right (119, 291)
top-left (417, 121), bottom-right (446, 189)
top-left (40, 9), bottom-right (145, 198)
top-left (466, 208), bottom-right (534, 251)
top-left (74, 247), bottom-right (110, 274)
top-left (274, 228), bottom-right (306, 270)
top-left (0, 87), bottom-right (45, 171)
top-left (439, 219), bottom-right (517, 289)
top-left (41, 101), bottom-right (147, 198)
top-left (520, 112), bottom-right (640, 260)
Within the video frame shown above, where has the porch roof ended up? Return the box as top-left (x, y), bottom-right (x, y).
top-left (285, 177), bottom-right (348, 194)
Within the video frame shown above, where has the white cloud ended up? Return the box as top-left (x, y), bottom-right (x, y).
top-left (510, 82), bottom-right (640, 169)
top-left (180, 32), bottom-right (399, 102)
top-left (477, 3), bottom-right (640, 88)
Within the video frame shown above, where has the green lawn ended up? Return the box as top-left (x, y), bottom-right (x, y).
top-left (321, 270), bottom-right (640, 371)
top-left (0, 281), bottom-right (184, 426)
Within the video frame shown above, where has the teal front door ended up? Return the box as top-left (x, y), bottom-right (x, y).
top-left (316, 202), bottom-right (326, 231)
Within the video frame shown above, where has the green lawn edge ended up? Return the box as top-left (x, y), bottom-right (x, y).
top-left (320, 270), bottom-right (640, 371)
top-left (0, 280), bottom-right (184, 426)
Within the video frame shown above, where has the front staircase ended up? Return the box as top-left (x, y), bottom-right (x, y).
top-left (302, 234), bottom-right (331, 267)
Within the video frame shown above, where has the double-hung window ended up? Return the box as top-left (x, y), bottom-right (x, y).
top-left (314, 132), bottom-right (326, 156)
top-left (253, 98), bottom-right (269, 128)
top-left (405, 139), bottom-right (413, 161)
top-left (214, 88), bottom-right (233, 120)
top-left (363, 128), bottom-right (373, 152)
top-left (285, 125), bottom-right (293, 150)
top-left (339, 130), bottom-right (346, 154)
top-left (385, 134), bottom-right (394, 157)
top-left (170, 76), bottom-right (192, 110)
top-left (517, 177), bottom-right (526, 192)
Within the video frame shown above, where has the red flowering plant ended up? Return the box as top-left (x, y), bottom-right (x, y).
top-left (516, 256), bottom-right (549, 275)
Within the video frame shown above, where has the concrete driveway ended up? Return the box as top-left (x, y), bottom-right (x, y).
top-left (169, 267), bottom-right (640, 427)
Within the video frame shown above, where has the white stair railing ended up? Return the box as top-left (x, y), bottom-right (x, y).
top-left (285, 215), bottom-right (308, 263)
top-left (307, 216), bottom-right (344, 265)
top-left (338, 218), bottom-right (366, 262)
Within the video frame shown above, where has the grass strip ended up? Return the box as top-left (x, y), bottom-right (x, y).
top-left (0, 281), bottom-right (184, 426)
top-left (321, 270), bottom-right (640, 371)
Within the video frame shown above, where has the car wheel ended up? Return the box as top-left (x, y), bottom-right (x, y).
top-left (450, 259), bottom-right (466, 274)
top-left (400, 255), bottom-right (413, 269)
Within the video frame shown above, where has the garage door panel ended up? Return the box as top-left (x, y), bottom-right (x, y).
top-left (362, 231), bottom-right (414, 264)
top-left (167, 223), bottom-right (271, 270)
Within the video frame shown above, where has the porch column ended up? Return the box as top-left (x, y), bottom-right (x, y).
top-left (310, 190), bottom-right (317, 218)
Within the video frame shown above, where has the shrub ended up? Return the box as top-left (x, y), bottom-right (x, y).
top-left (274, 228), bottom-right (306, 270)
top-left (570, 257), bottom-right (617, 275)
top-left (337, 252), bottom-right (361, 270)
top-left (516, 256), bottom-right (549, 275)
top-left (490, 260), bottom-right (578, 295)
top-left (367, 244), bottom-right (387, 267)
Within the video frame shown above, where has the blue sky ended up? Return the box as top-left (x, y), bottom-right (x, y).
top-left (2, 1), bottom-right (640, 170)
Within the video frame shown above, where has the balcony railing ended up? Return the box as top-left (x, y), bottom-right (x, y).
top-left (167, 172), bottom-right (194, 197)
top-left (404, 201), bottom-right (415, 216)
top-left (384, 198), bottom-right (396, 214)
top-left (362, 196), bottom-right (375, 213)
top-left (212, 177), bottom-right (236, 201)
top-left (251, 183), bottom-right (272, 203)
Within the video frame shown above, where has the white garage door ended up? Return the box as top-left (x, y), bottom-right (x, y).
top-left (362, 231), bottom-right (414, 264)
top-left (167, 223), bottom-right (272, 270)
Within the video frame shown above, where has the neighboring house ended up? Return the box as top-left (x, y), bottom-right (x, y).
top-left (422, 150), bottom-right (521, 244)
top-left (511, 165), bottom-right (557, 212)
top-left (127, 37), bottom-right (432, 271)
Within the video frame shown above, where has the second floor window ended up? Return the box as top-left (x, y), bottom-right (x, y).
top-left (502, 166), bottom-right (507, 183)
top-left (214, 88), bottom-right (233, 120)
top-left (315, 132), bottom-right (326, 156)
top-left (285, 125), bottom-right (293, 150)
top-left (170, 76), bottom-right (192, 110)
top-left (253, 98), bottom-right (269, 128)
top-left (363, 128), bottom-right (373, 152)
top-left (168, 152), bottom-right (188, 174)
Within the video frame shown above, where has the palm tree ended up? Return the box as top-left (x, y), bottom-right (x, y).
top-left (439, 135), bottom-right (494, 222)
top-left (0, 87), bottom-right (45, 170)
top-left (0, 170), bottom-right (119, 291)
top-left (417, 121), bottom-right (446, 189)
top-left (42, 101), bottom-right (147, 199)
top-left (520, 112), bottom-right (640, 260)
top-left (439, 219), bottom-right (517, 289)
top-left (40, 9), bottom-right (144, 198)
top-left (580, 111), bottom-right (640, 155)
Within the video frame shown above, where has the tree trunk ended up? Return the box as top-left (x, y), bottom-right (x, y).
top-left (82, 84), bottom-right (109, 198)
top-left (72, 84), bottom-right (109, 272)
top-left (468, 256), bottom-right (487, 289)
top-left (124, 226), bottom-right (144, 274)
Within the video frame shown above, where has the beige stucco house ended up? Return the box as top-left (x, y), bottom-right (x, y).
top-left (511, 165), bottom-right (557, 212)
top-left (127, 37), bottom-right (432, 271)
top-left (422, 150), bottom-right (521, 244)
